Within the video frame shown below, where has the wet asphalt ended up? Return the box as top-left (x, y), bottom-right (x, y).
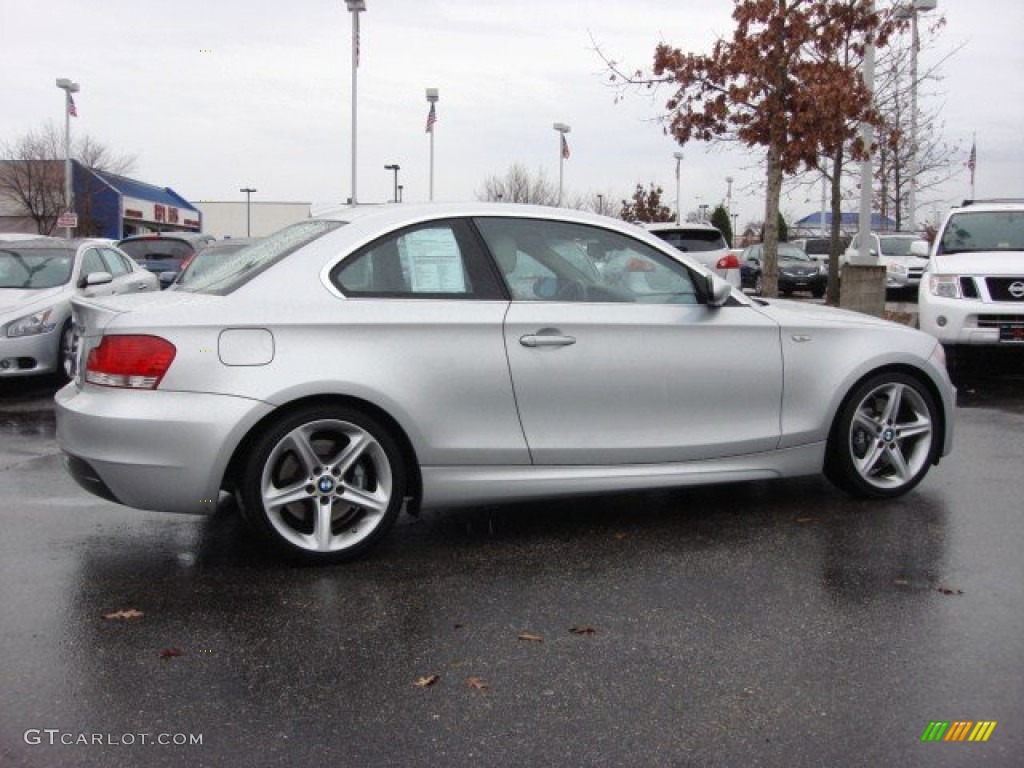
top-left (1, 353), bottom-right (1022, 768)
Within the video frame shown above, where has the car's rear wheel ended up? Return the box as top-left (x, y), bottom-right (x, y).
top-left (826, 372), bottom-right (939, 498)
top-left (239, 405), bottom-right (406, 563)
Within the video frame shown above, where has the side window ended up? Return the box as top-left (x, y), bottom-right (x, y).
top-left (331, 220), bottom-right (501, 299)
top-left (475, 217), bottom-right (701, 305)
top-left (80, 249), bottom-right (107, 277)
top-left (99, 248), bottom-right (129, 276)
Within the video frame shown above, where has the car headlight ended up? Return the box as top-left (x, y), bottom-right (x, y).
top-left (927, 274), bottom-right (961, 299)
top-left (5, 307), bottom-right (57, 338)
top-left (887, 263), bottom-right (908, 275)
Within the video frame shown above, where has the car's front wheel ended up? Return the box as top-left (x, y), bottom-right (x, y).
top-left (239, 405), bottom-right (406, 563)
top-left (826, 372), bottom-right (939, 498)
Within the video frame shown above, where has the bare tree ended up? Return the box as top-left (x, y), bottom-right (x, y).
top-left (0, 122), bottom-right (136, 234)
top-left (477, 163), bottom-right (559, 205)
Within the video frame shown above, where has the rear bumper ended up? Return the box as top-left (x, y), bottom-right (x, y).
top-left (55, 383), bottom-right (274, 514)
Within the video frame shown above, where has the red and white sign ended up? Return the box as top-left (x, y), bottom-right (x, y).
top-left (57, 212), bottom-right (78, 228)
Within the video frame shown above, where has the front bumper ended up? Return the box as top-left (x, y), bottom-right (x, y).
top-left (56, 383), bottom-right (274, 514)
top-left (918, 294), bottom-right (1024, 346)
top-left (0, 327), bottom-right (60, 377)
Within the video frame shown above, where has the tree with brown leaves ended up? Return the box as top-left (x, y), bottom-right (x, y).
top-left (605, 0), bottom-right (893, 297)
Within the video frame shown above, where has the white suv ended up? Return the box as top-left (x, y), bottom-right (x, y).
top-left (843, 232), bottom-right (930, 293)
top-left (918, 199), bottom-right (1024, 358)
top-left (642, 222), bottom-right (741, 287)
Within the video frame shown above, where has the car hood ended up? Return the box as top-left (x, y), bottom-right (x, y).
top-left (880, 255), bottom-right (928, 267)
top-left (752, 297), bottom-right (897, 330)
top-left (0, 286), bottom-right (67, 315)
top-left (931, 251), bottom-right (1024, 275)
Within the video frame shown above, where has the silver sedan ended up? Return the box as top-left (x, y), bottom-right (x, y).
top-left (56, 204), bottom-right (955, 563)
top-left (1, 239), bottom-right (158, 378)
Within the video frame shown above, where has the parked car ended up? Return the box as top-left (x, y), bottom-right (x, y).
top-left (918, 198), bottom-right (1024, 363)
top-left (117, 232), bottom-right (215, 289)
top-left (842, 233), bottom-right (930, 295)
top-left (741, 243), bottom-right (827, 297)
top-left (168, 238), bottom-right (263, 290)
top-left (642, 222), bottom-right (741, 287)
top-left (1, 239), bottom-right (158, 378)
top-left (57, 203), bottom-right (954, 563)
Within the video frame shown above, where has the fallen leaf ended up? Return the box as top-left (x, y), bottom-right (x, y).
top-left (570, 625), bottom-right (598, 635)
top-left (796, 517), bottom-right (814, 524)
top-left (103, 608), bottom-right (144, 621)
top-left (936, 587), bottom-right (964, 596)
top-left (159, 647), bottom-right (184, 658)
top-left (414, 674), bottom-right (440, 688)
top-left (613, 532), bottom-right (629, 540)
top-left (893, 579), bottom-right (909, 586)
top-left (467, 677), bottom-right (489, 691)
top-left (518, 633), bottom-right (543, 643)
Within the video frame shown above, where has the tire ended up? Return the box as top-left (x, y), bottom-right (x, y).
top-left (811, 286), bottom-right (825, 299)
top-left (238, 405), bottom-right (407, 563)
top-left (58, 321), bottom-right (75, 381)
top-left (825, 372), bottom-right (939, 499)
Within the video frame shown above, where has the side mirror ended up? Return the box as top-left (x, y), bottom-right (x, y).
top-left (79, 271), bottom-right (112, 289)
top-left (706, 273), bottom-right (734, 307)
top-left (911, 240), bottom-right (930, 257)
top-left (159, 271), bottom-right (178, 288)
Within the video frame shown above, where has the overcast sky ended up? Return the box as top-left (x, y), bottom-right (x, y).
top-left (3, 0), bottom-right (1021, 229)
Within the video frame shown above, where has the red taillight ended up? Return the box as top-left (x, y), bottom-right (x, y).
top-left (85, 335), bottom-right (176, 389)
top-left (716, 253), bottom-right (740, 270)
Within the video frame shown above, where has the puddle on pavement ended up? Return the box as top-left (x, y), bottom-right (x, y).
top-left (0, 411), bottom-right (56, 439)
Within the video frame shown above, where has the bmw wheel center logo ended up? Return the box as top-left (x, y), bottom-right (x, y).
top-left (318, 476), bottom-right (335, 494)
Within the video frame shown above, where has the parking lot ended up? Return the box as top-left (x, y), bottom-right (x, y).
top-left (1, 335), bottom-right (1022, 768)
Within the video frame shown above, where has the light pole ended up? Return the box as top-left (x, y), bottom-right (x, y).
top-left (240, 187), bottom-right (256, 236)
top-left (895, 0), bottom-right (937, 233)
top-left (426, 88), bottom-right (439, 201)
top-left (731, 213), bottom-right (739, 245)
top-left (596, 194), bottom-right (604, 215)
top-left (856, 0), bottom-right (876, 264)
top-left (553, 122), bottom-right (570, 206)
top-left (725, 175), bottom-right (734, 244)
top-left (674, 152), bottom-right (684, 224)
top-left (346, 0), bottom-right (366, 205)
top-left (55, 77), bottom-right (79, 237)
top-left (384, 164), bottom-right (400, 203)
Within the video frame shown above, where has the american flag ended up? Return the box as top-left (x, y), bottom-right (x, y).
top-left (561, 133), bottom-right (570, 160)
top-left (67, 93), bottom-right (77, 117)
top-left (425, 102), bottom-right (437, 133)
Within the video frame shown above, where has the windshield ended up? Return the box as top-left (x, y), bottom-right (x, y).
top-left (939, 211), bottom-right (1024, 255)
top-left (778, 245), bottom-right (811, 261)
top-left (118, 239), bottom-right (195, 261)
top-left (879, 237), bottom-right (925, 256)
top-left (181, 220), bottom-right (344, 294)
top-left (0, 248), bottom-right (74, 289)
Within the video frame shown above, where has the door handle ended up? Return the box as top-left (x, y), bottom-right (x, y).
top-left (519, 333), bottom-right (576, 348)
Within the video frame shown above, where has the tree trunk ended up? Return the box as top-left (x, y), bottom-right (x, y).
top-left (826, 146), bottom-right (845, 306)
top-left (761, 143), bottom-right (783, 298)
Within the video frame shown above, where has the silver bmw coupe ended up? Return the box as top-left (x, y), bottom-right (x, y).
top-left (56, 204), bottom-right (955, 563)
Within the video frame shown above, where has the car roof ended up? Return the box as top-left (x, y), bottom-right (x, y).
top-left (0, 238), bottom-right (99, 251)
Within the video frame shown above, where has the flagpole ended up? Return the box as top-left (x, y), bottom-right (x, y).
top-left (970, 133), bottom-right (976, 200)
top-left (346, 1), bottom-right (365, 205)
top-left (553, 122), bottom-right (570, 206)
top-left (426, 88), bottom-right (439, 201)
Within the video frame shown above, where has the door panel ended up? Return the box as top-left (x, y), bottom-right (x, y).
top-left (504, 302), bottom-right (782, 464)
